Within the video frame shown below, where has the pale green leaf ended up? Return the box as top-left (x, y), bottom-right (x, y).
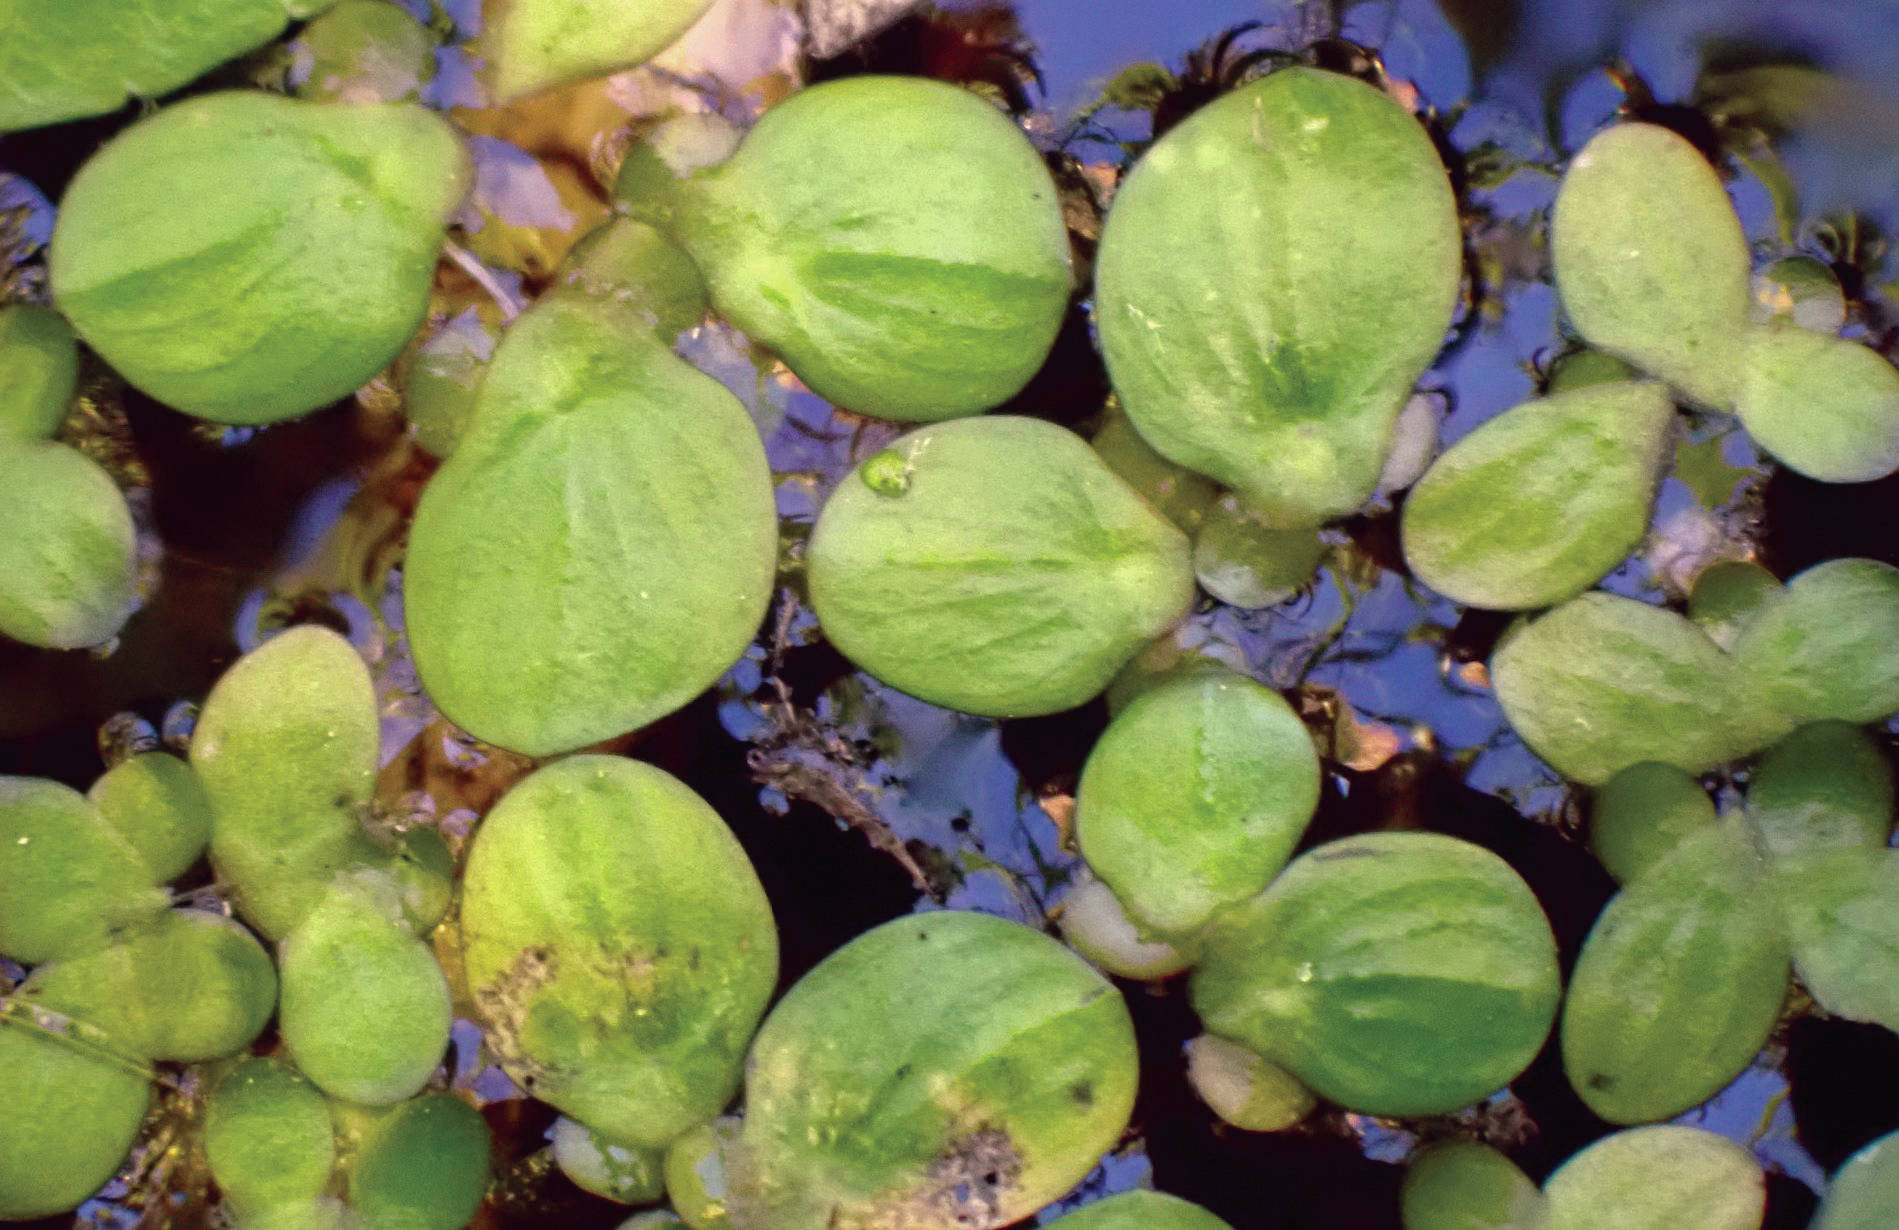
top-left (1543, 1126), bottom-right (1763, 1230)
top-left (1096, 67), bottom-right (1461, 527)
top-left (1735, 323), bottom-right (1899, 483)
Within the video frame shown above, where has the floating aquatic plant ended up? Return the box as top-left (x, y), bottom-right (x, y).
top-left (0, 776), bottom-right (166, 965)
top-left (1076, 669), bottom-right (1319, 940)
top-left (404, 295), bottom-right (776, 757)
top-left (808, 415), bottom-right (1194, 717)
top-left (0, 303), bottom-right (76, 441)
top-left (458, 756), bottom-right (777, 1149)
top-left (622, 76), bottom-right (1074, 423)
top-left (0, 439), bottom-right (138, 650)
top-left (1095, 67), bottom-right (1461, 528)
top-left (1401, 381), bottom-right (1674, 610)
top-left (725, 911), bottom-right (1137, 1230)
top-left (1399, 1141), bottom-right (1544, 1230)
top-left (0, 0), bottom-right (337, 132)
top-left (1192, 832), bottom-right (1560, 1117)
top-left (1541, 1126), bottom-right (1763, 1230)
top-left (1049, 1190), bottom-right (1235, 1229)
top-left (483, 0), bottom-right (716, 102)
top-left (203, 1057), bottom-right (339, 1221)
top-left (51, 92), bottom-right (467, 424)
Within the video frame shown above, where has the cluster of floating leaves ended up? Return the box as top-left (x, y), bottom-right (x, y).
top-left (3, 2), bottom-right (1899, 1229)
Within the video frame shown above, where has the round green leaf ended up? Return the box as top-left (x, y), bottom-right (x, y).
top-left (0, 304), bottom-right (77, 441)
top-left (52, 92), bottom-right (467, 424)
top-left (190, 626), bottom-right (395, 940)
top-left (21, 909), bottom-right (276, 1062)
top-left (1050, 1191), bottom-right (1235, 1230)
top-left (1588, 761), bottom-right (1717, 885)
top-left (1401, 381), bottom-right (1674, 610)
top-left (1095, 67), bottom-right (1460, 527)
top-left (1561, 823), bottom-right (1788, 1124)
top-left (1687, 560), bottom-right (1785, 652)
top-left (1816, 1129), bottom-right (1899, 1230)
top-left (635, 76), bottom-right (1073, 422)
top-left (663, 1120), bottom-right (734, 1230)
top-left (808, 415), bottom-right (1194, 717)
top-left (1192, 497), bottom-right (1327, 610)
top-left (484, 0), bottom-right (714, 102)
top-left (726, 911), bottom-right (1138, 1230)
top-left (1773, 847), bottom-right (1899, 1034)
top-left (346, 1093), bottom-right (491, 1230)
top-left (87, 751), bottom-right (213, 882)
top-left (552, 1116), bottom-right (666, 1206)
top-left (0, 0), bottom-right (331, 133)
top-left (1191, 832), bottom-right (1560, 1117)
top-left (278, 881), bottom-right (451, 1105)
top-left (1542, 1126), bottom-right (1763, 1230)
top-left (1733, 557), bottom-right (1899, 726)
top-left (1551, 123), bottom-right (1749, 409)
top-left (405, 296), bottom-right (776, 757)
top-left (0, 1008), bottom-right (151, 1220)
top-left (204, 1057), bottom-right (338, 1220)
top-left (241, 1198), bottom-right (365, 1230)
top-left (0, 439), bottom-right (138, 649)
top-left (1745, 721), bottom-right (1893, 863)
top-left (291, 0), bottom-right (435, 104)
top-left (1735, 324), bottom-right (1899, 483)
top-left (1077, 670), bottom-right (1319, 939)
top-left (459, 756), bottom-right (777, 1149)
top-left (1400, 1141), bottom-right (1545, 1230)
top-left (1491, 592), bottom-right (1786, 785)
top-left (0, 775), bottom-right (165, 965)
top-left (1184, 1034), bottom-right (1315, 1133)
top-left (1056, 876), bottom-right (1192, 981)
top-left (1751, 256), bottom-right (1846, 333)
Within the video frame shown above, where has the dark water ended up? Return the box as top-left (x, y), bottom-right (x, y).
top-left (5, 0), bottom-right (1899, 1226)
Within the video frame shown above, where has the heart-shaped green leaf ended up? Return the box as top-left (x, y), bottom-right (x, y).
top-left (1735, 324), bottom-right (1899, 483)
top-left (0, 0), bottom-right (334, 133)
top-left (459, 756), bottom-right (777, 1149)
top-left (1816, 1130), bottom-right (1899, 1230)
top-left (191, 626), bottom-right (417, 939)
top-left (1050, 1191), bottom-right (1235, 1230)
top-left (1589, 761), bottom-right (1717, 885)
top-left (0, 440), bottom-right (137, 650)
top-left (1077, 670), bottom-right (1319, 939)
top-left (278, 878), bottom-right (452, 1105)
top-left (631, 76), bottom-right (1073, 422)
top-left (1491, 592), bottom-right (1787, 785)
top-left (1773, 848), bottom-right (1899, 1034)
top-left (1551, 123), bottom-right (1749, 409)
top-left (86, 751), bottom-right (213, 883)
top-left (1094, 67), bottom-right (1460, 528)
top-left (52, 91), bottom-right (467, 424)
top-left (726, 911), bottom-right (1137, 1230)
top-left (404, 295), bottom-right (776, 757)
top-left (1400, 1141), bottom-right (1546, 1230)
top-left (0, 776), bottom-right (166, 965)
top-left (1733, 557), bottom-right (1899, 726)
top-left (203, 1058), bottom-right (337, 1221)
top-left (0, 304), bottom-right (77, 441)
top-left (484, 0), bottom-right (715, 102)
top-left (1192, 832), bottom-right (1560, 1117)
top-left (809, 415), bottom-right (1194, 717)
top-left (1401, 381), bottom-right (1674, 609)
top-left (1561, 823), bottom-right (1788, 1124)
top-left (1542, 1126), bottom-right (1763, 1230)
top-left (1744, 721), bottom-right (1893, 863)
